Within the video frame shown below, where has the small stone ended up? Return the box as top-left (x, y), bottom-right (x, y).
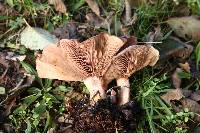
top-left (0, 87), bottom-right (5, 94)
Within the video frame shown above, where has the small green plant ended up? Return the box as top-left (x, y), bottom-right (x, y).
top-left (161, 108), bottom-right (194, 132)
top-left (8, 17), bottom-right (24, 30)
top-left (136, 72), bottom-right (172, 133)
top-left (9, 62), bottom-right (70, 132)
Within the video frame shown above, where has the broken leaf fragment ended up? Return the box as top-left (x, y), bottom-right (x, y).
top-left (161, 88), bottom-right (184, 105)
top-left (167, 16), bottom-right (200, 40)
top-left (85, 0), bottom-right (100, 16)
top-left (48, 0), bottom-right (67, 13)
top-left (20, 26), bottom-right (58, 50)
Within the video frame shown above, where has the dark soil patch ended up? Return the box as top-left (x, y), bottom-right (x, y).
top-left (59, 97), bottom-right (142, 133)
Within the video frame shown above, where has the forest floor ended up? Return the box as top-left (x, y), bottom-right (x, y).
top-left (0, 0), bottom-right (200, 132)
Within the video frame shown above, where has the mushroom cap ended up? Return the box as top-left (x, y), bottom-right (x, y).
top-left (36, 44), bottom-right (86, 81)
top-left (103, 45), bottom-right (159, 83)
top-left (36, 33), bottom-right (124, 81)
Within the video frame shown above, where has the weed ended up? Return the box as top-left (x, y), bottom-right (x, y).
top-left (132, 0), bottom-right (174, 40)
top-left (186, 0), bottom-right (200, 15)
top-left (161, 108), bottom-right (194, 132)
top-left (8, 17), bottom-right (24, 30)
top-left (135, 71), bottom-right (172, 132)
top-left (9, 62), bottom-right (70, 132)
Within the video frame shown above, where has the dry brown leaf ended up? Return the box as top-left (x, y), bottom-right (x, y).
top-left (86, 12), bottom-right (114, 29)
top-left (161, 88), bottom-right (184, 104)
top-left (174, 4), bottom-right (190, 17)
top-left (172, 68), bottom-right (182, 89)
top-left (180, 98), bottom-right (200, 121)
top-left (167, 16), bottom-right (200, 40)
top-left (86, 13), bottom-right (105, 28)
top-left (48, 0), bottom-right (67, 13)
top-left (52, 22), bottom-right (78, 39)
top-left (172, 44), bottom-right (193, 59)
top-left (85, 0), bottom-right (100, 16)
top-left (178, 62), bottom-right (190, 72)
top-left (190, 93), bottom-right (200, 102)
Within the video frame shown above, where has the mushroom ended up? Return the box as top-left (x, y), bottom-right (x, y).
top-left (104, 45), bottom-right (159, 105)
top-left (36, 33), bottom-right (124, 103)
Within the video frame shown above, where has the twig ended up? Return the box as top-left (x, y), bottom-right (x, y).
top-left (138, 41), bottom-right (162, 44)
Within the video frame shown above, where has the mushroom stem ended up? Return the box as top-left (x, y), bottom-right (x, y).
top-left (83, 76), bottom-right (106, 103)
top-left (116, 78), bottom-right (130, 105)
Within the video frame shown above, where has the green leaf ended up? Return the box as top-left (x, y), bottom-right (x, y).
top-left (34, 103), bottom-right (46, 115)
top-left (184, 117), bottom-right (189, 122)
top-left (20, 26), bottom-right (58, 50)
top-left (23, 93), bottom-right (42, 106)
top-left (71, 0), bottom-right (85, 11)
top-left (6, 0), bottom-right (14, 7)
top-left (21, 61), bottom-right (37, 75)
top-left (43, 111), bottom-right (51, 133)
top-left (0, 16), bottom-right (12, 20)
top-left (13, 93), bottom-right (42, 114)
top-left (56, 85), bottom-right (73, 92)
top-left (44, 93), bottom-right (60, 103)
top-left (195, 42), bottom-right (200, 69)
top-left (43, 79), bottom-right (52, 89)
top-left (177, 71), bottom-right (191, 79)
top-left (25, 120), bottom-right (32, 133)
top-left (27, 87), bottom-right (41, 94)
top-left (20, 61), bottom-right (43, 86)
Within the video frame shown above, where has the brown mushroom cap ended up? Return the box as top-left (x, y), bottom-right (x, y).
top-left (103, 45), bottom-right (159, 83)
top-left (36, 32), bottom-right (124, 83)
top-left (36, 44), bottom-right (86, 81)
top-left (36, 33), bottom-right (125, 102)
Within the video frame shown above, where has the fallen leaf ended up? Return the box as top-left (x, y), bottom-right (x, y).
top-left (190, 93), bottom-right (200, 102)
top-left (172, 68), bottom-right (182, 89)
top-left (5, 52), bottom-right (26, 61)
top-left (86, 12), bottom-right (114, 29)
top-left (20, 26), bottom-right (58, 50)
top-left (146, 26), bottom-right (163, 42)
top-left (3, 98), bottom-right (16, 116)
top-left (161, 88), bottom-right (184, 104)
top-left (85, 0), bottom-right (100, 16)
top-left (172, 44), bottom-right (193, 59)
top-left (180, 98), bottom-right (200, 121)
top-left (182, 89), bottom-right (192, 97)
top-left (52, 21), bottom-right (79, 39)
top-left (178, 62), bottom-right (190, 72)
top-left (173, 4), bottom-right (190, 17)
top-left (48, 0), bottom-right (67, 13)
top-left (154, 37), bottom-right (193, 61)
top-left (86, 13), bottom-right (104, 28)
top-left (167, 16), bottom-right (200, 40)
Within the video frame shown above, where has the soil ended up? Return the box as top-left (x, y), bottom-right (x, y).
top-left (59, 97), bottom-right (142, 133)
